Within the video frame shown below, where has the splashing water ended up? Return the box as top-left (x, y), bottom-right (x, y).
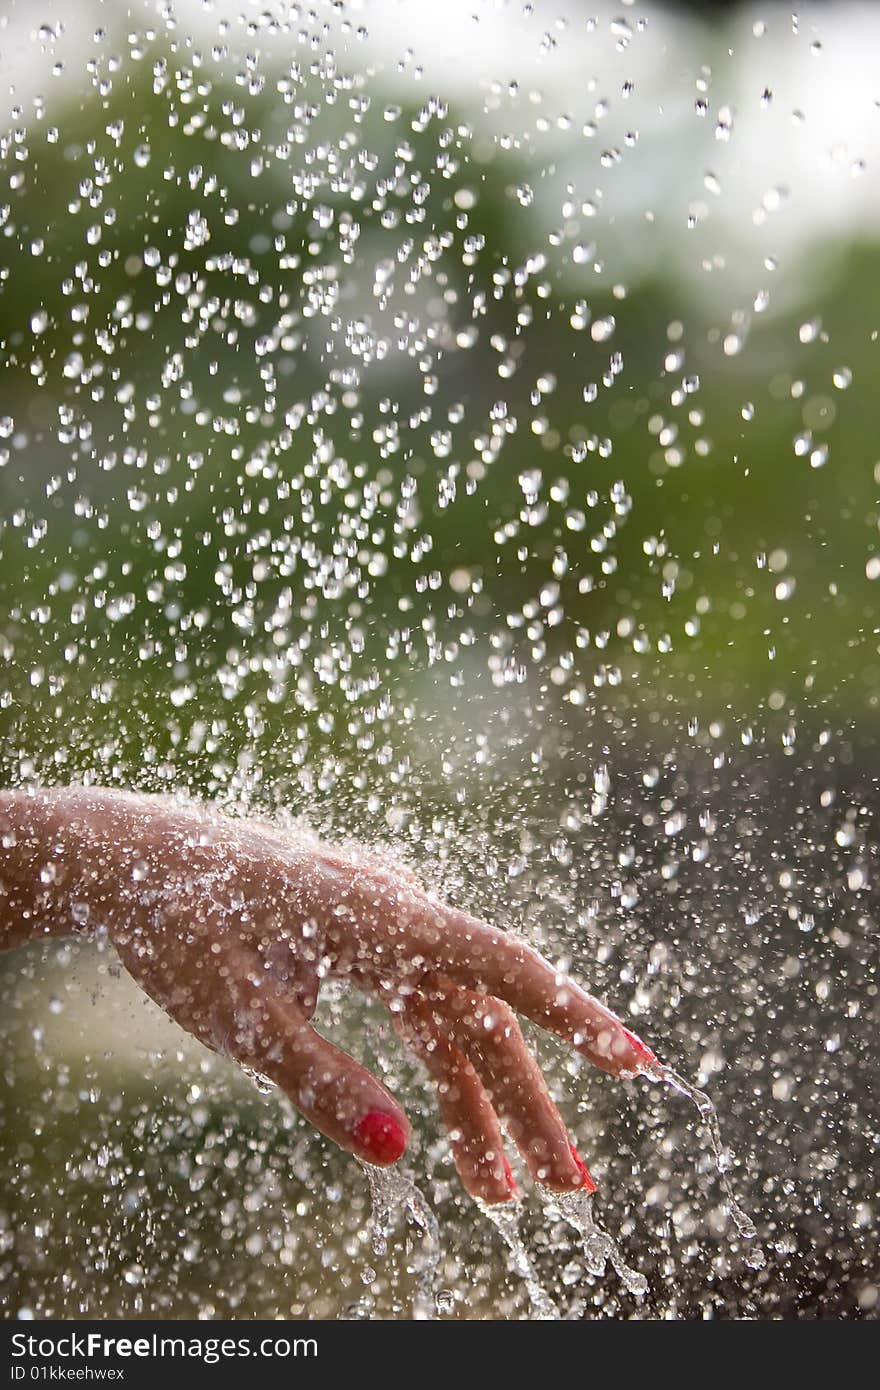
top-left (239, 1066), bottom-right (276, 1097)
top-left (359, 1162), bottom-right (442, 1319)
top-left (647, 1064), bottom-right (766, 1268)
top-left (547, 1189), bottom-right (649, 1300)
top-left (3, 0), bottom-right (878, 1322)
top-left (476, 1062), bottom-right (760, 1315)
top-left (477, 1200), bottom-right (561, 1321)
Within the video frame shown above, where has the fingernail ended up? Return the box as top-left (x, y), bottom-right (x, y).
top-left (502, 1155), bottom-right (520, 1200)
top-left (354, 1111), bottom-right (408, 1164)
top-left (621, 1026), bottom-right (661, 1072)
top-left (569, 1143), bottom-right (598, 1194)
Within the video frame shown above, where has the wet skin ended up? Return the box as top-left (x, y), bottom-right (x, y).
top-left (0, 787), bottom-right (658, 1204)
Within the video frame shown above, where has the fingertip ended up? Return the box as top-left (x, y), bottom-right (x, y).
top-left (568, 1143), bottom-right (598, 1194)
top-left (584, 1021), bottom-right (661, 1075)
top-left (618, 1026), bottom-right (661, 1075)
top-left (501, 1154), bottom-right (520, 1201)
top-left (535, 1143), bottom-right (597, 1195)
top-left (353, 1110), bottom-right (409, 1165)
top-left (463, 1153), bottom-right (519, 1205)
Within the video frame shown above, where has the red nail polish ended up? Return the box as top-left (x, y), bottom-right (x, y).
top-left (354, 1111), bottom-right (408, 1164)
top-left (569, 1143), bottom-right (598, 1194)
top-left (502, 1155), bottom-right (520, 1200)
top-left (621, 1026), bottom-right (661, 1071)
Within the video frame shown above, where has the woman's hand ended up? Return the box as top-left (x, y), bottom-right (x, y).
top-left (0, 787), bottom-right (658, 1204)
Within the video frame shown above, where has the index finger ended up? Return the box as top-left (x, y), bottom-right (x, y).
top-left (411, 901), bottom-right (659, 1077)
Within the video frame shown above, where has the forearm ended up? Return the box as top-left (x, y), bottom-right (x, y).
top-left (0, 787), bottom-right (211, 954)
top-left (0, 787), bottom-right (123, 952)
top-left (0, 786), bottom-right (325, 958)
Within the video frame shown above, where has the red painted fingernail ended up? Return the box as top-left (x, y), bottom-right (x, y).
top-left (621, 1027), bottom-right (661, 1071)
top-left (569, 1144), bottom-right (598, 1194)
top-left (354, 1111), bottom-right (408, 1164)
top-left (502, 1155), bottom-right (520, 1200)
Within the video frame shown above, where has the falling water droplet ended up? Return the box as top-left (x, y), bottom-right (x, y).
top-left (360, 1163), bottom-right (441, 1319)
top-left (648, 1064), bottom-right (764, 1264)
top-left (546, 1190), bottom-right (649, 1298)
top-left (478, 1200), bottom-right (560, 1319)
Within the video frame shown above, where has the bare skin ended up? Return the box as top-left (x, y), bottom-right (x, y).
top-left (0, 786), bottom-right (658, 1204)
